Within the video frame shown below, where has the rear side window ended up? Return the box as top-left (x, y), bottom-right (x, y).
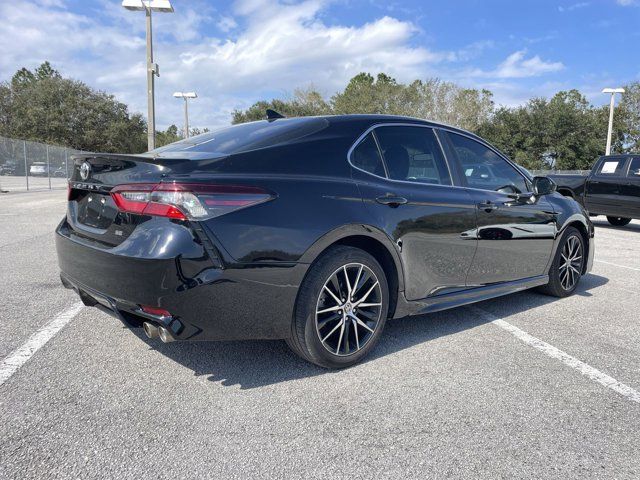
top-left (151, 118), bottom-right (329, 156)
top-left (351, 133), bottom-right (386, 176)
top-left (628, 158), bottom-right (640, 177)
top-left (447, 132), bottom-right (527, 193)
top-left (374, 126), bottom-right (451, 185)
top-left (597, 158), bottom-right (626, 176)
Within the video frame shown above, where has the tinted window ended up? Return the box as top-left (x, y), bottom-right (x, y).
top-left (150, 118), bottom-right (329, 156)
top-left (375, 126), bottom-right (451, 185)
top-left (447, 132), bottom-right (527, 193)
top-left (628, 158), bottom-right (640, 177)
top-left (597, 158), bottom-right (626, 176)
top-left (351, 133), bottom-right (386, 176)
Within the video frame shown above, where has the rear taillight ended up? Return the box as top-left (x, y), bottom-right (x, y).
top-left (110, 183), bottom-right (273, 221)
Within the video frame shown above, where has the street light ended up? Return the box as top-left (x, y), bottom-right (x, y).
top-left (602, 87), bottom-right (625, 156)
top-left (122, 0), bottom-right (174, 151)
top-left (173, 92), bottom-right (197, 138)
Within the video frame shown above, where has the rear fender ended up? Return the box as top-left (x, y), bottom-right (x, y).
top-left (298, 224), bottom-right (405, 293)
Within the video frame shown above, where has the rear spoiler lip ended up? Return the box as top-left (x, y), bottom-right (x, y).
top-left (69, 153), bottom-right (190, 165)
top-left (70, 151), bottom-right (228, 164)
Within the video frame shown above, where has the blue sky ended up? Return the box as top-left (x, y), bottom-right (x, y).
top-left (0, 0), bottom-right (638, 130)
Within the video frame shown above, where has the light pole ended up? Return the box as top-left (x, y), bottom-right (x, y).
top-left (173, 92), bottom-right (197, 138)
top-left (602, 87), bottom-right (625, 156)
top-left (122, 0), bottom-right (174, 151)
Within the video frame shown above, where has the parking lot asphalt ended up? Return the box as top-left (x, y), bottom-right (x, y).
top-left (0, 190), bottom-right (639, 479)
top-left (0, 175), bottom-right (67, 194)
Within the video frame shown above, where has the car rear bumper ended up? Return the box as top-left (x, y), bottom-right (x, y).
top-left (56, 218), bottom-right (305, 341)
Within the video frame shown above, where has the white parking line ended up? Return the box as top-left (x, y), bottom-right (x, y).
top-left (595, 260), bottom-right (640, 272)
top-left (0, 302), bottom-right (84, 387)
top-left (470, 307), bottom-right (640, 404)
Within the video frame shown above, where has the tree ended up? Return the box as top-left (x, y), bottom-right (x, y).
top-left (232, 87), bottom-right (331, 124)
top-left (156, 124), bottom-right (181, 148)
top-left (618, 81), bottom-right (640, 153)
top-left (233, 73), bottom-right (494, 132)
top-left (0, 62), bottom-right (147, 153)
top-left (478, 90), bottom-right (611, 170)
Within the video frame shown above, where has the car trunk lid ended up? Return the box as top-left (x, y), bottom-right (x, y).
top-left (67, 153), bottom-right (194, 246)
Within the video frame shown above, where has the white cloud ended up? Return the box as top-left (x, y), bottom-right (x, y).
top-left (0, 0), bottom-right (568, 132)
top-left (467, 50), bottom-right (564, 79)
top-left (0, 0), bottom-right (448, 130)
top-left (558, 2), bottom-right (590, 12)
top-left (216, 16), bottom-right (238, 32)
top-left (616, 0), bottom-right (638, 5)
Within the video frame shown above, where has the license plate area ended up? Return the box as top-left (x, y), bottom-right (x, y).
top-left (76, 191), bottom-right (118, 230)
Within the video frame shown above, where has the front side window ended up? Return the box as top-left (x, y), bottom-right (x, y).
top-left (374, 126), bottom-right (451, 185)
top-left (597, 158), bottom-right (626, 176)
top-left (447, 132), bottom-right (527, 193)
top-left (351, 132), bottom-right (386, 176)
top-left (627, 158), bottom-right (640, 177)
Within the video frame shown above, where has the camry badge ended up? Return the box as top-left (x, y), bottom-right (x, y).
top-left (80, 161), bottom-right (91, 181)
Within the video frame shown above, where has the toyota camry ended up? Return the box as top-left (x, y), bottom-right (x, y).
top-left (56, 114), bottom-right (594, 368)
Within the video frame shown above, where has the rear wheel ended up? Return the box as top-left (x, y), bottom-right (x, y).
top-left (287, 246), bottom-right (389, 368)
top-left (607, 216), bottom-right (631, 227)
top-left (537, 226), bottom-right (585, 298)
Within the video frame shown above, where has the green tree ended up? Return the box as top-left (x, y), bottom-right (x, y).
top-left (479, 90), bottom-right (611, 170)
top-left (232, 72), bottom-right (640, 170)
top-left (0, 62), bottom-right (147, 153)
top-left (233, 73), bottom-right (494, 132)
top-left (232, 87), bottom-right (331, 124)
top-left (156, 124), bottom-right (181, 148)
top-left (618, 81), bottom-right (640, 153)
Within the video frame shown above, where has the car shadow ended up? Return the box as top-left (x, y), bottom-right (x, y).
top-left (591, 217), bottom-right (640, 233)
top-left (130, 273), bottom-right (609, 390)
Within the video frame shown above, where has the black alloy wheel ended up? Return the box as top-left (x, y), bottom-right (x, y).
top-left (537, 226), bottom-right (585, 298)
top-left (287, 246), bottom-right (389, 368)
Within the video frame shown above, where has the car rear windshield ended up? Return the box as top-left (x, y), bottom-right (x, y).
top-left (150, 117), bottom-right (329, 157)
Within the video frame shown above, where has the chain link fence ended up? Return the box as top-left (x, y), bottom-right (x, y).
top-left (0, 136), bottom-right (91, 193)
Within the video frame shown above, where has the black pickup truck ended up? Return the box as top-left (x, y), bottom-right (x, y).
top-left (549, 154), bottom-right (640, 226)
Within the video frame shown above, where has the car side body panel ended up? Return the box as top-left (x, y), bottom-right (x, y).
top-left (55, 114), bottom-right (595, 343)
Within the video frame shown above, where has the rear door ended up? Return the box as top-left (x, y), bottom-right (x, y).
top-left (440, 130), bottom-right (556, 286)
top-left (351, 124), bottom-right (478, 301)
top-left (584, 156), bottom-right (629, 215)
top-left (621, 157), bottom-right (640, 218)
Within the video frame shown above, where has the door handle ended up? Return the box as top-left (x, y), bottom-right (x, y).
top-left (477, 201), bottom-right (498, 212)
top-left (376, 195), bottom-right (408, 207)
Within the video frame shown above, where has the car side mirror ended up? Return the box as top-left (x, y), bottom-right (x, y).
top-left (532, 176), bottom-right (557, 196)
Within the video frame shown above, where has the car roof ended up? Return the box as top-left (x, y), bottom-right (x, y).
top-left (319, 113), bottom-right (479, 137)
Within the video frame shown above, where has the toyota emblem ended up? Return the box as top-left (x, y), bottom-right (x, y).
top-left (80, 161), bottom-right (91, 181)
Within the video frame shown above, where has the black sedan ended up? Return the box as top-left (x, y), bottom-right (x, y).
top-left (56, 115), bottom-right (594, 368)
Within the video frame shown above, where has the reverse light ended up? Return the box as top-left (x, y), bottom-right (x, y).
top-left (110, 183), bottom-right (273, 220)
top-left (140, 305), bottom-right (172, 317)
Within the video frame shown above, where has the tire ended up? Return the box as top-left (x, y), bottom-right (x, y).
top-left (537, 226), bottom-right (585, 298)
top-left (607, 216), bottom-right (631, 227)
top-left (286, 245), bottom-right (389, 369)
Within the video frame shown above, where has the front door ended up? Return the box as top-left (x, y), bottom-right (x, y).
top-left (441, 130), bottom-right (556, 286)
top-left (350, 125), bottom-right (478, 300)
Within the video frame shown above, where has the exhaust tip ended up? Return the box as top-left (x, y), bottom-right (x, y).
top-left (143, 322), bottom-right (159, 339)
top-left (158, 326), bottom-right (175, 343)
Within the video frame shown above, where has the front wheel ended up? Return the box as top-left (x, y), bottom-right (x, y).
top-left (537, 226), bottom-right (585, 298)
top-left (607, 216), bottom-right (631, 227)
top-left (286, 246), bottom-right (389, 369)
